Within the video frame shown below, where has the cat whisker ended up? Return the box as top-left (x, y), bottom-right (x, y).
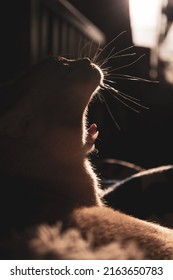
top-left (99, 90), bottom-right (120, 129)
top-left (103, 79), bottom-right (116, 84)
top-left (103, 83), bottom-right (140, 102)
top-left (88, 40), bottom-right (95, 59)
top-left (103, 83), bottom-right (149, 112)
top-left (78, 36), bottom-right (83, 59)
top-left (98, 47), bottom-right (116, 67)
top-left (91, 35), bottom-right (151, 117)
top-left (100, 67), bottom-right (113, 74)
top-left (79, 41), bottom-right (91, 59)
top-left (108, 54), bottom-right (146, 73)
top-left (99, 52), bottom-right (137, 68)
top-left (106, 73), bottom-right (159, 83)
top-left (92, 42), bottom-right (101, 63)
top-left (96, 45), bottom-right (137, 70)
top-left (103, 83), bottom-right (139, 102)
top-left (111, 45), bottom-right (135, 57)
top-left (103, 86), bottom-right (140, 113)
top-left (97, 91), bottom-right (105, 103)
top-left (107, 52), bottom-right (137, 60)
top-left (95, 31), bottom-right (127, 62)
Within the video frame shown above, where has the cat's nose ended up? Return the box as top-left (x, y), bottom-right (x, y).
top-left (70, 58), bottom-right (92, 69)
top-left (83, 58), bottom-right (91, 63)
top-left (77, 58), bottom-right (91, 64)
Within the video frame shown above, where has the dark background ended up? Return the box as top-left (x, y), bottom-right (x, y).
top-left (1, 0), bottom-right (173, 170)
top-left (69, 0), bottom-right (173, 169)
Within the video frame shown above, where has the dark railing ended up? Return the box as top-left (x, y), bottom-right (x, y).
top-left (30, 0), bottom-right (105, 64)
top-left (0, 0), bottom-right (105, 83)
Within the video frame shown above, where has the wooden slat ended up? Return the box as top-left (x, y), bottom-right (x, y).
top-left (41, 0), bottom-right (105, 45)
top-left (30, 0), bottom-right (106, 63)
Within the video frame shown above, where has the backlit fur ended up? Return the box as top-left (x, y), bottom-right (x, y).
top-left (0, 56), bottom-right (173, 259)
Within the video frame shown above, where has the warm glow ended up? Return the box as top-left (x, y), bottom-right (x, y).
top-left (129, 0), bottom-right (163, 48)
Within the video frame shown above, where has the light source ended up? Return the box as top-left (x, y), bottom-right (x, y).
top-left (129, 0), bottom-right (164, 48)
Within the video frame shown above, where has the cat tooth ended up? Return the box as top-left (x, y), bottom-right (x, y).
top-left (87, 124), bottom-right (97, 136)
top-left (91, 130), bottom-right (99, 143)
top-left (87, 124), bottom-right (99, 144)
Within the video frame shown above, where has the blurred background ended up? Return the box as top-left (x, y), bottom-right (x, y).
top-left (1, 0), bottom-right (173, 178)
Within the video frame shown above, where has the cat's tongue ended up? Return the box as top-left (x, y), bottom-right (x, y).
top-left (87, 124), bottom-right (99, 144)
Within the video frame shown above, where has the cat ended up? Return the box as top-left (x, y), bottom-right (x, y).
top-left (0, 56), bottom-right (173, 259)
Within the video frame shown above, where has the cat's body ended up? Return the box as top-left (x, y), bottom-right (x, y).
top-left (0, 57), bottom-right (102, 228)
top-left (0, 56), bottom-right (173, 259)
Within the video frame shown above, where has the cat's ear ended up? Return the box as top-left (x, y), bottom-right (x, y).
top-left (0, 113), bottom-right (32, 138)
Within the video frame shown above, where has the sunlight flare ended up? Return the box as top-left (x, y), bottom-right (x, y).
top-left (129, 0), bottom-right (164, 48)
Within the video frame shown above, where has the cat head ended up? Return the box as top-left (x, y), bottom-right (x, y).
top-left (0, 57), bottom-right (103, 138)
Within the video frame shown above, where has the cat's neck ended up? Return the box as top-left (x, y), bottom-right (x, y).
top-left (0, 130), bottom-right (102, 209)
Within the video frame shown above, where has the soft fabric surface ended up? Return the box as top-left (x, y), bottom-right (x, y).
top-left (103, 165), bottom-right (173, 227)
top-left (1, 165), bottom-right (173, 260)
top-left (0, 223), bottom-right (144, 260)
